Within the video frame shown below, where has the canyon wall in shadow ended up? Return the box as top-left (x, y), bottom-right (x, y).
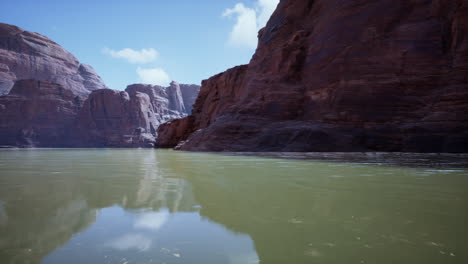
top-left (157, 0), bottom-right (468, 153)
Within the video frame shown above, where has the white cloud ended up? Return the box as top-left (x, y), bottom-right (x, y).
top-left (223, 3), bottom-right (258, 49)
top-left (103, 47), bottom-right (159, 64)
top-left (136, 67), bottom-right (171, 86)
top-left (134, 210), bottom-right (169, 231)
top-left (223, 0), bottom-right (279, 49)
top-left (257, 0), bottom-right (280, 26)
top-left (106, 233), bottom-right (152, 251)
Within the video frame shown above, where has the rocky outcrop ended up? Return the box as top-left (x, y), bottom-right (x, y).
top-left (157, 116), bottom-right (195, 148)
top-left (76, 83), bottom-right (200, 147)
top-left (166, 81), bottom-right (187, 114)
top-left (179, 83), bottom-right (201, 114)
top-left (126, 82), bottom-right (200, 124)
top-left (0, 23), bottom-right (107, 96)
top-left (157, 65), bottom-right (249, 149)
top-left (0, 22), bottom-right (200, 148)
top-left (0, 79), bottom-right (200, 147)
top-left (0, 80), bottom-right (81, 147)
top-left (157, 0), bottom-right (468, 153)
top-left (76, 89), bottom-right (158, 147)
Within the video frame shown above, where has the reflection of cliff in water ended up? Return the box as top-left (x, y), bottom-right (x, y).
top-left (0, 198), bottom-right (96, 264)
top-left (4, 150), bottom-right (464, 264)
top-left (77, 150), bottom-right (196, 212)
top-left (0, 150), bottom-right (196, 264)
top-left (157, 152), bottom-right (468, 264)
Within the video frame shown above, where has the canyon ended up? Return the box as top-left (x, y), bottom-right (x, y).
top-left (157, 0), bottom-right (468, 153)
top-left (1, 0), bottom-right (467, 152)
top-left (0, 23), bottom-right (200, 147)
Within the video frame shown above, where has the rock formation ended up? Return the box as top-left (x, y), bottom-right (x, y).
top-left (76, 89), bottom-right (158, 147)
top-left (0, 80), bottom-right (81, 147)
top-left (0, 22), bottom-right (201, 148)
top-left (0, 23), bottom-right (107, 96)
top-left (0, 80), bottom-right (200, 147)
top-left (126, 82), bottom-right (200, 124)
top-left (157, 0), bottom-right (468, 153)
top-left (75, 83), bottom-right (200, 147)
top-left (179, 83), bottom-right (201, 114)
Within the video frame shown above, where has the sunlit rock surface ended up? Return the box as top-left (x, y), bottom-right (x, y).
top-left (0, 21), bottom-right (200, 148)
top-left (126, 82), bottom-right (200, 125)
top-left (0, 23), bottom-right (107, 96)
top-left (75, 83), bottom-right (201, 147)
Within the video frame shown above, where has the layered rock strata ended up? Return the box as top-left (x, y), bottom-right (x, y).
top-left (76, 89), bottom-right (158, 147)
top-left (0, 80), bottom-right (200, 147)
top-left (0, 22), bottom-right (201, 147)
top-left (157, 0), bottom-right (468, 153)
top-left (77, 83), bottom-right (199, 147)
top-left (0, 80), bottom-right (81, 147)
top-left (0, 23), bottom-right (107, 96)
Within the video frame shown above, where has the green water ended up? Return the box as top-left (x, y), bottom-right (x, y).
top-left (0, 149), bottom-right (467, 264)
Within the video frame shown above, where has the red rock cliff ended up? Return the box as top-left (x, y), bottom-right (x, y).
top-left (157, 0), bottom-right (468, 153)
top-left (0, 80), bottom-right (81, 147)
top-left (0, 23), bottom-right (107, 96)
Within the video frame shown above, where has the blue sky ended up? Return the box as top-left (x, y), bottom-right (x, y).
top-left (1, 0), bottom-right (279, 89)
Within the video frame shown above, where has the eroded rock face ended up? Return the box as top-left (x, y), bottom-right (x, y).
top-left (76, 82), bottom-right (201, 147)
top-left (180, 83), bottom-right (202, 114)
top-left (0, 80), bottom-right (81, 147)
top-left (0, 80), bottom-right (200, 148)
top-left (0, 23), bottom-right (107, 96)
top-left (156, 65), bottom-right (248, 149)
top-left (0, 23), bottom-right (201, 148)
top-left (167, 81), bottom-right (187, 114)
top-left (125, 82), bottom-right (200, 124)
top-left (157, 0), bottom-right (468, 153)
top-left (76, 89), bottom-right (158, 147)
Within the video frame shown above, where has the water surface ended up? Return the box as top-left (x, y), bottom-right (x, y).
top-left (0, 149), bottom-right (467, 264)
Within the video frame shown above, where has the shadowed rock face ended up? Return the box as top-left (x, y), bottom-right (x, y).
top-left (157, 0), bottom-right (468, 153)
top-left (0, 80), bottom-right (81, 147)
top-left (76, 82), bottom-right (200, 147)
top-left (76, 89), bottom-right (159, 147)
top-left (0, 23), bottom-right (107, 96)
top-left (0, 79), bottom-right (200, 147)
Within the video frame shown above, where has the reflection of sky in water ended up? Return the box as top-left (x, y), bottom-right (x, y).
top-left (134, 209), bottom-right (169, 231)
top-left (3, 150), bottom-right (466, 264)
top-left (42, 206), bottom-right (258, 264)
top-left (106, 233), bottom-right (152, 252)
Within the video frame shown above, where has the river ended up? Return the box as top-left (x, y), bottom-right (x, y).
top-left (0, 149), bottom-right (467, 264)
